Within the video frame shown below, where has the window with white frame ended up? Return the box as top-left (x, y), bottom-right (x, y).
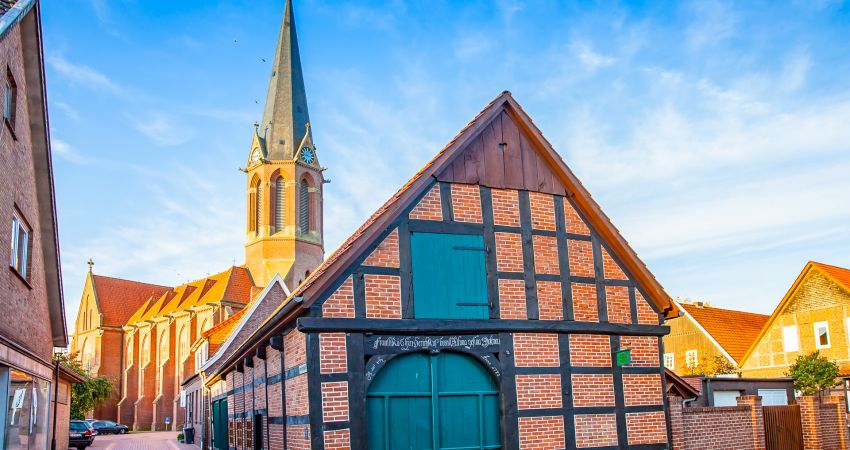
top-left (9, 212), bottom-right (30, 280)
top-left (814, 322), bottom-right (830, 349)
top-left (782, 325), bottom-right (799, 353)
top-left (664, 353), bottom-right (675, 370)
top-left (685, 350), bottom-right (698, 368)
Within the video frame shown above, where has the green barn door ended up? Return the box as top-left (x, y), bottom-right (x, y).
top-left (212, 398), bottom-right (228, 450)
top-left (367, 352), bottom-right (501, 450)
top-left (411, 233), bottom-right (489, 319)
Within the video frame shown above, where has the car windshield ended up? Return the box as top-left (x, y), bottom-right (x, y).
top-left (70, 422), bottom-right (88, 431)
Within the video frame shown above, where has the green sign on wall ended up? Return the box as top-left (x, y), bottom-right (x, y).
top-left (616, 349), bottom-right (631, 367)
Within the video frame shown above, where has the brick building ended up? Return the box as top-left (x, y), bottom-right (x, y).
top-left (199, 5), bottom-right (680, 442)
top-left (0, 0), bottom-right (74, 447)
top-left (740, 261), bottom-right (850, 378)
top-left (67, 0), bottom-right (327, 430)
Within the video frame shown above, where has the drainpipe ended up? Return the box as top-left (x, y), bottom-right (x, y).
top-left (50, 360), bottom-right (60, 450)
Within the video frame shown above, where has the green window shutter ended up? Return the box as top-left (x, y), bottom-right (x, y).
top-left (410, 233), bottom-right (489, 319)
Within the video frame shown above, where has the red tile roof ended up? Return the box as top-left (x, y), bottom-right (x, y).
top-left (203, 308), bottom-right (247, 353)
top-left (90, 275), bottom-right (170, 327)
top-left (680, 303), bottom-right (769, 363)
top-left (811, 262), bottom-right (850, 292)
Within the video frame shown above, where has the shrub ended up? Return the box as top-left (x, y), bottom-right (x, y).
top-left (788, 351), bottom-right (839, 396)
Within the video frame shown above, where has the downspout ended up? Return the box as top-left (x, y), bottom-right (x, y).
top-left (50, 360), bottom-right (59, 450)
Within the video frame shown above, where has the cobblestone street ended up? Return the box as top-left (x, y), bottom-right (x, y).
top-left (82, 432), bottom-right (196, 450)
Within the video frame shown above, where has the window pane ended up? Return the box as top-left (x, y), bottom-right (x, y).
top-left (17, 227), bottom-right (28, 278)
top-left (5, 370), bottom-right (33, 450)
top-left (782, 326), bottom-right (799, 352)
top-left (10, 216), bottom-right (18, 268)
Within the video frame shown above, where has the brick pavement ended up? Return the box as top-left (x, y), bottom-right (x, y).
top-left (85, 431), bottom-right (197, 450)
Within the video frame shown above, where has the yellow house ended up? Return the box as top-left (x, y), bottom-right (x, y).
top-left (740, 262), bottom-right (850, 378)
top-left (663, 300), bottom-right (768, 376)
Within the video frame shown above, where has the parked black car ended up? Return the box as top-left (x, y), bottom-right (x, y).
top-left (91, 420), bottom-right (129, 435)
top-left (69, 420), bottom-right (95, 450)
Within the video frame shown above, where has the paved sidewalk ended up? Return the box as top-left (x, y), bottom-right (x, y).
top-left (85, 431), bottom-right (197, 450)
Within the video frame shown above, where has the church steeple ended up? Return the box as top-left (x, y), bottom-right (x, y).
top-left (245, 0), bottom-right (324, 289)
top-left (259, 0), bottom-right (312, 161)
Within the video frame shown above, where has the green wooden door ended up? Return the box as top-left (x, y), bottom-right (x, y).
top-left (411, 233), bottom-right (489, 319)
top-left (367, 352), bottom-right (501, 450)
top-left (212, 398), bottom-right (228, 450)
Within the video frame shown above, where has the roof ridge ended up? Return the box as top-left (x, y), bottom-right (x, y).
top-left (680, 303), bottom-right (768, 317)
top-left (91, 274), bottom-right (171, 289)
top-left (202, 308), bottom-right (247, 339)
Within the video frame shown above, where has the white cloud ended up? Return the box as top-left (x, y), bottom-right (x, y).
top-left (779, 50), bottom-right (812, 92)
top-left (130, 112), bottom-right (195, 147)
top-left (685, 0), bottom-right (739, 48)
top-left (47, 56), bottom-right (125, 95)
top-left (51, 138), bottom-right (86, 164)
top-left (571, 41), bottom-right (617, 70)
top-left (53, 102), bottom-right (80, 121)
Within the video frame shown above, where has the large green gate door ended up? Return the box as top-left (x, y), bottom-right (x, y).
top-left (211, 398), bottom-right (228, 450)
top-left (410, 232), bottom-right (489, 319)
top-left (367, 351), bottom-right (501, 450)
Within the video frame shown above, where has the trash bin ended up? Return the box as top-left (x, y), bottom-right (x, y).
top-left (183, 427), bottom-right (195, 444)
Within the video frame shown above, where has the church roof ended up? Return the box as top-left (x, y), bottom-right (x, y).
top-left (90, 275), bottom-right (170, 327)
top-left (124, 266), bottom-right (255, 325)
top-left (679, 302), bottom-right (769, 364)
top-left (258, 0), bottom-right (312, 160)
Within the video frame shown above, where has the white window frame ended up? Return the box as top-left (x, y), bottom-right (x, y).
top-left (814, 321), bottom-right (831, 349)
top-left (663, 353), bottom-right (675, 370)
top-left (782, 325), bottom-right (799, 353)
top-left (9, 213), bottom-right (29, 280)
top-left (685, 350), bottom-right (698, 368)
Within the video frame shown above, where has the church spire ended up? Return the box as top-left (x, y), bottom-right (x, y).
top-left (260, 0), bottom-right (312, 161)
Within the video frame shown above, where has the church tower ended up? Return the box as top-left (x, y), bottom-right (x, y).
top-left (245, 0), bottom-right (324, 289)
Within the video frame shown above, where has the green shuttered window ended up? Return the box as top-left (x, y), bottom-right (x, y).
top-left (410, 232), bottom-right (489, 319)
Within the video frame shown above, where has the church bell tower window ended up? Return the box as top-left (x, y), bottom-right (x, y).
top-left (275, 179), bottom-right (285, 232)
top-left (299, 179), bottom-right (310, 235)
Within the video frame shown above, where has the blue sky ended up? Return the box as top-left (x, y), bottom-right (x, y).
top-left (44, 0), bottom-right (850, 333)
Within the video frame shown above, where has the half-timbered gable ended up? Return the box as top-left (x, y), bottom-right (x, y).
top-left (206, 91), bottom-right (676, 450)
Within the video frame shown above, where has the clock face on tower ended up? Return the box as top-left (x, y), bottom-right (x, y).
top-left (250, 149), bottom-right (261, 164)
top-left (300, 147), bottom-right (315, 164)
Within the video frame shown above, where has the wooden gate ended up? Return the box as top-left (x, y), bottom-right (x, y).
top-left (763, 405), bottom-right (802, 450)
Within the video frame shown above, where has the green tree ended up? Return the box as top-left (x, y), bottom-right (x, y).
top-left (788, 351), bottom-right (839, 396)
top-left (54, 353), bottom-right (114, 420)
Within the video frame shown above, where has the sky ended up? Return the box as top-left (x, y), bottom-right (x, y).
top-left (43, 0), bottom-right (850, 334)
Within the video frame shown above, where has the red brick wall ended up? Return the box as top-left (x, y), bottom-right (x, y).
top-left (532, 235), bottom-right (559, 275)
top-left (536, 281), bottom-right (563, 320)
top-left (569, 334), bottom-right (610, 367)
top-left (362, 229), bottom-right (400, 267)
top-left (0, 20), bottom-right (54, 363)
top-left (324, 428), bottom-right (351, 450)
top-left (572, 374), bottom-right (614, 407)
top-left (669, 394), bottom-right (766, 450)
top-left (516, 374), bottom-right (562, 409)
top-left (606, 285), bottom-right (631, 324)
top-left (799, 394), bottom-right (850, 450)
top-left (514, 333), bottom-right (559, 367)
top-left (622, 373), bottom-right (663, 406)
top-left (575, 414), bottom-right (618, 447)
top-left (499, 279), bottom-right (527, 319)
top-left (492, 188), bottom-right (520, 226)
top-left (495, 232), bottom-right (523, 272)
top-left (568, 240), bottom-right (594, 278)
top-left (409, 185), bottom-right (442, 221)
top-left (319, 333), bottom-right (347, 374)
top-left (322, 276), bottom-right (354, 318)
top-left (564, 200), bottom-right (590, 235)
top-left (265, 345), bottom-right (284, 450)
top-left (518, 416), bottom-right (565, 450)
top-left (451, 183), bottom-right (483, 223)
top-left (572, 283), bottom-right (598, 322)
top-left (528, 192), bottom-right (556, 231)
top-left (321, 381), bottom-right (349, 422)
top-left (364, 274), bottom-right (401, 318)
top-left (627, 411), bottom-right (667, 445)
